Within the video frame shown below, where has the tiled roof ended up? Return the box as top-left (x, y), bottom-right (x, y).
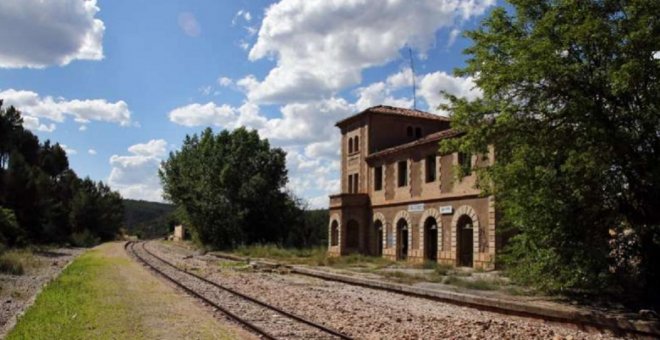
top-left (366, 129), bottom-right (463, 159)
top-left (335, 105), bottom-right (449, 127)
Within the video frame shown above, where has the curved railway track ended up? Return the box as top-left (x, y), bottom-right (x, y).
top-left (125, 241), bottom-right (352, 340)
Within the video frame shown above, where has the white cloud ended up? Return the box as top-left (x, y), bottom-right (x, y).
top-left (218, 77), bottom-right (233, 87)
top-left (79, 125), bottom-right (88, 131)
top-left (245, 0), bottom-right (494, 104)
top-left (233, 10), bottom-right (253, 26)
top-left (127, 139), bottom-right (167, 158)
top-left (169, 102), bottom-right (239, 128)
top-left (417, 71), bottom-right (482, 113)
top-left (447, 28), bottom-right (461, 47)
top-left (199, 86), bottom-right (212, 96)
top-left (0, 0), bottom-right (104, 68)
top-left (60, 145), bottom-right (77, 155)
top-left (108, 139), bottom-right (168, 202)
top-left (88, 149), bottom-right (97, 155)
top-left (168, 101), bottom-right (267, 130)
top-left (259, 98), bottom-right (352, 145)
top-left (354, 70), bottom-right (414, 111)
top-left (0, 89), bottom-right (133, 127)
top-left (178, 12), bottom-right (201, 37)
top-left (22, 115), bottom-right (56, 132)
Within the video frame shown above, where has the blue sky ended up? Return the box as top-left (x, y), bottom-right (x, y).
top-left (0, 0), bottom-right (496, 207)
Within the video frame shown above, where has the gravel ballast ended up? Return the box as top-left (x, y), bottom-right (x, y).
top-left (151, 241), bottom-right (620, 339)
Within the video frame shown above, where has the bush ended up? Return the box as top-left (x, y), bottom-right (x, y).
top-left (0, 256), bottom-right (24, 275)
top-left (70, 230), bottom-right (100, 248)
top-left (0, 207), bottom-right (25, 247)
top-left (0, 249), bottom-right (39, 275)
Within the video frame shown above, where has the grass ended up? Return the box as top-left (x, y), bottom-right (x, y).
top-left (380, 271), bottom-right (427, 284)
top-left (0, 249), bottom-right (41, 275)
top-left (224, 244), bottom-right (523, 295)
top-left (8, 244), bottom-right (237, 340)
top-left (7, 249), bottom-right (137, 339)
top-left (443, 276), bottom-right (502, 291)
top-left (231, 244), bottom-right (394, 268)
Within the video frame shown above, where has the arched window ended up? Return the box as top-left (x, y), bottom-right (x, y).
top-left (330, 220), bottom-right (339, 246)
top-left (348, 138), bottom-right (353, 153)
top-left (354, 136), bottom-right (359, 151)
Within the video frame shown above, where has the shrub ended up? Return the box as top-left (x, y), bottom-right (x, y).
top-left (0, 207), bottom-right (25, 247)
top-left (70, 230), bottom-right (100, 248)
top-left (0, 250), bottom-right (39, 275)
top-left (0, 256), bottom-right (24, 275)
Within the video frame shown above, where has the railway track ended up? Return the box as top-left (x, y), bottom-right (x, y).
top-left (160, 242), bottom-right (658, 338)
top-left (125, 241), bottom-right (352, 340)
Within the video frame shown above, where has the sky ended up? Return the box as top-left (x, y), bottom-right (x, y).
top-left (0, 0), bottom-right (496, 208)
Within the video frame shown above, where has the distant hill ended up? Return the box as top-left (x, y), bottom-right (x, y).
top-left (122, 199), bottom-right (176, 239)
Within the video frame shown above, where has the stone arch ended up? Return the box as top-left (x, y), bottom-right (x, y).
top-left (393, 210), bottom-right (412, 260)
top-left (329, 214), bottom-right (341, 247)
top-left (372, 212), bottom-right (386, 256)
top-left (419, 208), bottom-right (443, 257)
top-left (373, 212), bottom-right (386, 224)
top-left (451, 205), bottom-right (480, 266)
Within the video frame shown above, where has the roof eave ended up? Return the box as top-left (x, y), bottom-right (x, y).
top-left (365, 131), bottom-right (464, 160)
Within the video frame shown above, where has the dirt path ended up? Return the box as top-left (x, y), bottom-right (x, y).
top-left (7, 242), bottom-right (253, 339)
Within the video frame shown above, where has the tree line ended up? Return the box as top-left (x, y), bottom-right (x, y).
top-left (0, 101), bottom-right (124, 248)
top-left (442, 0), bottom-right (660, 303)
top-left (159, 127), bottom-right (327, 250)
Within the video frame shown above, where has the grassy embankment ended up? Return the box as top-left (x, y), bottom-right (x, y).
top-left (8, 243), bottom-right (240, 340)
top-left (230, 244), bottom-right (521, 293)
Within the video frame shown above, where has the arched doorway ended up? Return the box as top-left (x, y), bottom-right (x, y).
top-left (457, 215), bottom-right (474, 267)
top-left (424, 217), bottom-right (438, 261)
top-left (330, 220), bottom-right (339, 246)
top-left (346, 219), bottom-right (360, 252)
top-left (373, 220), bottom-right (383, 256)
top-left (396, 218), bottom-right (408, 260)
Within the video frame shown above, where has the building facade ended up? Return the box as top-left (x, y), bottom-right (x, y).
top-left (327, 105), bottom-right (498, 270)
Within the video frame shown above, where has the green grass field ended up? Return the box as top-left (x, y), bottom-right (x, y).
top-left (8, 243), bottom-right (239, 340)
top-left (8, 249), bottom-right (145, 339)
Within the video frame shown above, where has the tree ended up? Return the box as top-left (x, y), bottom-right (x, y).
top-left (0, 101), bottom-right (124, 247)
top-left (160, 127), bottom-right (295, 249)
top-left (441, 0), bottom-right (660, 299)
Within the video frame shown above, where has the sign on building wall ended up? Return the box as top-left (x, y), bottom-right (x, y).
top-left (408, 203), bottom-right (424, 212)
top-left (440, 205), bottom-right (453, 215)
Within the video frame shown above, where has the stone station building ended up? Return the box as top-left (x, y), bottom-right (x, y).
top-left (327, 105), bottom-right (498, 270)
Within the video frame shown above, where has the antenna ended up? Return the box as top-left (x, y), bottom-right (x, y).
top-left (408, 48), bottom-right (417, 110)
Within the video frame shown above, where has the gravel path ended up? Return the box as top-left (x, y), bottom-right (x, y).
top-left (152, 241), bottom-right (621, 340)
top-left (0, 247), bottom-right (83, 337)
top-left (131, 242), bottom-right (343, 339)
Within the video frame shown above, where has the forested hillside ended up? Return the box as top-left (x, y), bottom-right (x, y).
top-left (122, 199), bottom-right (176, 239)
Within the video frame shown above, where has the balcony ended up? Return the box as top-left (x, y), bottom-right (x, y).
top-left (329, 193), bottom-right (370, 209)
